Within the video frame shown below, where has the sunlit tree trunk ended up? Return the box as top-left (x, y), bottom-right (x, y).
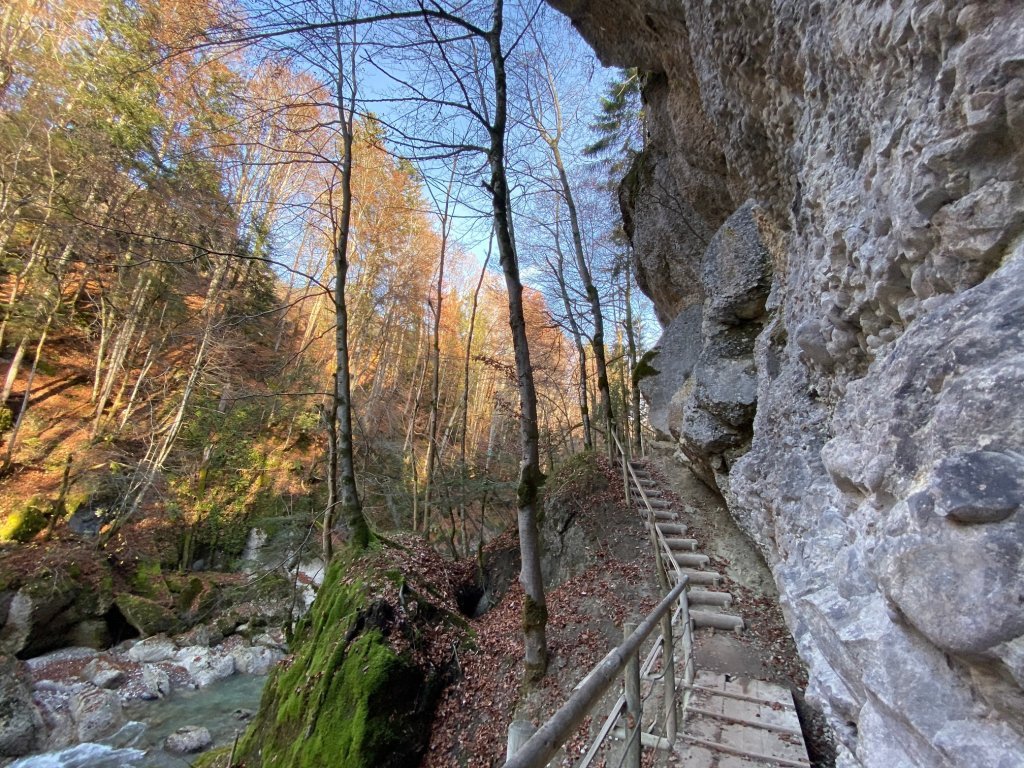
top-left (487, 0), bottom-right (547, 680)
top-left (623, 259), bottom-right (643, 452)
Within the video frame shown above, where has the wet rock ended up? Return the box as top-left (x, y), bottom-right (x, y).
top-left (175, 646), bottom-right (234, 687)
top-left (164, 725), bottom-right (211, 754)
top-left (0, 656), bottom-right (43, 757)
top-left (139, 664), bottom-right (171, 699)
top-left (83, 659), bottom-right (125, 690)
top-left (126, 635), bottom-right (177, 664)
top-left (70, 684), bottom-right (124, 742)
top-left (104, 720), bottom-right (147, 749)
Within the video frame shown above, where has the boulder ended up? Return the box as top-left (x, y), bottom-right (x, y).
top-left (140, 664), bottom-right (171, 699)
top-left (175, 646), bottom-right (234, 687)
top-left (164, 725), bottom-right (212, 754)
top-left (126, 635), bottom-right (177, 664)
top-left (115, 595), bottom-right (179, 637)
top-left (70, 684), bottom-right (124, 742)
top-left (0, 572), bottom-right (113, 658)
top-left (230, 645), bottom-right (283, 676)
top-left (83, 659), bottom-right (125, 690)
top-left (0, 656), bottom-right (43, 757)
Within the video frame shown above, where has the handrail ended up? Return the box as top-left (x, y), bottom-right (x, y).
top-left (611, 430), bottom-right (684, 586)
top-left (610, 428), bottom-right (696, 692)
top-left (502, 434), bottom-right (698, 768)
top-left (501, 578), bottom-right (688, 768)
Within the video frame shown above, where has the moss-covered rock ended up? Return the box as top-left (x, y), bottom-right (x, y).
top-left (115, 594), bottom-right (180, 637)
top-left (236, 549), bottom-right (463, 768)
top-left (0, 503), bottom-right (47, 543)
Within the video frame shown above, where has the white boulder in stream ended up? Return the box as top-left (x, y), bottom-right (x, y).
top-left (164, 725), bottom-right (212, 754)
top-left (126, 636), bottom-right (177, 664)
top-left (174, 646), bottom-right (234, 688)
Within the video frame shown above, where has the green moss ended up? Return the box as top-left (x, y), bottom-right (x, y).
top-left (631, 349), bottom-right (661, 387)
top-left (236, 560), bottom-right (451, 768)
top-left (190, 746), bottom-right (232, 768)
top-left (0, 406), bottom-right (12, 433)
top-left (115, 594), bottom-right (180, 636)
top-left (131, 561), bottom-right (164, 599)
top-left (0, 501), bottom-right (47, 542)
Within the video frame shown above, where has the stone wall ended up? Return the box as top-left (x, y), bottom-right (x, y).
top-left (545, 1), bottom-right (1024, 765)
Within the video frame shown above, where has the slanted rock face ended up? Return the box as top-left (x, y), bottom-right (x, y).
top-left (547, 0), bottom-right (1024, 765)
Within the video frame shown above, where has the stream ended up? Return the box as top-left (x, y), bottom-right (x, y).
top-left (9, 675), bottom-right (267, 768)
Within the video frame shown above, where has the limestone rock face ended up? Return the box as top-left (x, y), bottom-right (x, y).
top-left (547, 0), bottom-right (1024, 764)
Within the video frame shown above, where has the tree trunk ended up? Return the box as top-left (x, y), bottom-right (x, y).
top-left (551, 145), bottom-right (613, 447)
top-left (623, 261), bottom-right (643, 453)
top-left (488, 0), bottom-right (547, 681)
top-left (326, 23), bottom-right (368, 551)
top-left (549, 214), bottom-right (592, 450)
top-left (422, 165), bottom-right (455, 536)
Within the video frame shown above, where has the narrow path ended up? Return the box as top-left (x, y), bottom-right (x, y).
top-left (623, 456), bottom-right (812, 768)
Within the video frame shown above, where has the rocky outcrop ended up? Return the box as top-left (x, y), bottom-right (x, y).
top-left (548, 0), bottom-right (1024, 765)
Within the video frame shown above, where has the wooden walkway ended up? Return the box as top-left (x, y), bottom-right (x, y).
top-left (677, 671), bottom-right (810, 767)
top-left (628, 460), bottom-right (811, 768)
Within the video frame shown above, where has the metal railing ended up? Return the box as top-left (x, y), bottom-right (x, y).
top-left (501, 429), bottom-right (695, 768)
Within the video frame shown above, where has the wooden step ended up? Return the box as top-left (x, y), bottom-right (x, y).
top-left (639, 498), bottom-right (672, 509)
top-left (655, 523), bottom-right (686, 535)
top-left (664, 537), bottom-right (697, 551)
top-left (688, 589), bottom-right (733, 607)
top-left (690, 610), bottom-right (744, 632)
top-left (673, 552), bottom-right (710, 568)
top-left (680, 569), bottom-right (721, 585)
top-left (652, 510), bottom-right (678, 521)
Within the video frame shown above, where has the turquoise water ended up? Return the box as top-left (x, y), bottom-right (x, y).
top-left (10, 674), bottom-right (267, 768)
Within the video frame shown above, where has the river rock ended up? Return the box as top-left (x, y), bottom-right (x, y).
top-left (175, 646), bottom-right (234, 687)
top-left (231, 645), bottom-right (283, 676)
top-left (544, 0), bottom-right (1024, 763)
top-left (83, 659), bottom-right (125, 690)
top-left (70, 684), bottom-right (124, 742)
top-left (173, 623), bottom-right (215, 648)
top-left (0, 656), bottom-right (43, 756)
top-left (126, 635), bottom-right (177, 664)
top-left (139, 664), bottom-right (171, 699)
top-left (164, 725), bottom-right (211, 754)
top-left (252, 628), bottom-right (287, 651)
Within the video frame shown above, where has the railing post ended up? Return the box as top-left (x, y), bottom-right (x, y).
top-left (624, 622), bottom-right (641, 768)
top-left (621, 446), bottom-right (631, 508)
top-left (506, 721), bottom-right (537, 761)
top-left (661, 611), bottom-right (677, 745)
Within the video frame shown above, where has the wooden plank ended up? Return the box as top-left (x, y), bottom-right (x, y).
top-left (678, 734), bottom-right (811, 768)
top-left (684, 683), bottom-right (796, 709)
top-left (686, 705), bottom-right (803, 736)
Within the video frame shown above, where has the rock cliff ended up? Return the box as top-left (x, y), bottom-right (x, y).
top-left (546, 1), bottom-right (1024, 765)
